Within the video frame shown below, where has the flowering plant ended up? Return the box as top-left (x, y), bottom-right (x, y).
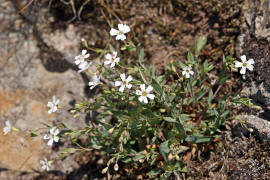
top-left (24, 23), bottom-right (254, 178)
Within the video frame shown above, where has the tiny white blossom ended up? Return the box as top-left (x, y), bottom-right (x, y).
top-left (104, 51), bottom-right (120, 68)
top-left (110, 24), bottom-right (130, 41)
top-left (40, 158), bottom-right (52, 171)
top-left (44, 127), bottom-right (60, 146)
top-left (182, 66), bottom-right (194, 78)
top-left (136, 84), bottom-right (155, 104)
top-left (235, 55), bottom-right (255, 74)
top-left (3, 120), bottom-right (11, 135)
top-left (47, 96), bottom-right (60, 114)
top-left (115, 73), bottom-right (132, 92)
top-left (88, 74), bottom-right (101, 90)
top-left (78, 61), bottom-right (92, 73)
top-left (75, 49), bottom-right (90, 65)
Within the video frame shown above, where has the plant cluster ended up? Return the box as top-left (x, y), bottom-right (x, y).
top-left (2, 23), bottom-right (255, 179)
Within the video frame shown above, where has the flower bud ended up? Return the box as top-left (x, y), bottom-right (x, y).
top-left (139, 159), bottom-right (144, 163)
top-left (102, 167), bottom-right (108, 174)
top-left (114, 163), bottom-right (119, 171)
top-left (168, 153), bottom-right (173, 161)
top-left (146, 145), bottom-right (151, 149)
top-left (175, 154), bottom-right (180, 161)
top-left (108, 127), bottom-right (114, 134)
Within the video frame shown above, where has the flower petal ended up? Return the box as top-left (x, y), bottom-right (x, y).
top-left (143, 97), bottom-right (148, 104)
top-left (120, 73), bottom-right (126, 81)
top-left (136, 90), bottom-right (142, 95)
top-left (105, 53), bottom-right (112, 60)
top-left (138, 96), bottom-right (145, 102)
top-left (118, 24), bottom-right (124, 31)
top-left (54, 136), bottom-right (59, 142)
top-left (240, 67), bottom-right (246, 74)
top-left (110, 62), bottom-right (115, 68)
top-left (82, 49), bottom-right (87, 56)
top-left (112, 51), bottom-right (117, 57)
top-left (140, 84), bottom-right (146, 91)
top-left (48, 139), bottom-right (54, 146)
top-left (114, 57), bottom-right (120, 63)
top-left (104, 60), bottom-right (112, 65)
top-left (247, 59), bottom-right (255, 65)
top-left (119, 85), bottom-right (125, 92)
top-left (126, 83), bottom-right (132, 89)
top-left (235, 61), bottom-right (242, 68)
top-left (110, 28), bottom-right (118, 36)
top-left (240, 55), bottom-right (247, 62)
top-left (126, 75), bottom-right (132, 82)
top-left (122, 25), bottom-right (130, 33)
top-left (247, 64), bottom-right (254, 71)
top-left (146, 85), bottom-right (153, 93)
top-left (115, 81), bottom-right (122, 87)
top-left (147, 94), bottom-right (155, 100)
top-left (54, 129), bottom-right (60, 135)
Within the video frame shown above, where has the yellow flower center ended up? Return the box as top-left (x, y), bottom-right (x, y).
top-left (142, 91), bottom-right (147, 96)
top-left (243, 62), bottom-right (247, 67)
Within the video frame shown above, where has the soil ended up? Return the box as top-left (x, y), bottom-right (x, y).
top-left (1, 0), bottom-right (270, 179)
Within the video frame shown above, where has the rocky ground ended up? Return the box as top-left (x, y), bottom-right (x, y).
top-left (0, 0), bottom-right (270, 179)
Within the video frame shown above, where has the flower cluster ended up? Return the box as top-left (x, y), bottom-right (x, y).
top-left (75, 49), bottom-right (92, 73)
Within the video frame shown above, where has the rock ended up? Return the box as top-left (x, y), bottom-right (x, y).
top-left (0, 0), bottom-right (91, 178)
top-left (237, 115), bottom-right (270, 143)
top-left (0, 129), bottom-right (49, 172)
top-left (238, 0), bottom-right (270, 118)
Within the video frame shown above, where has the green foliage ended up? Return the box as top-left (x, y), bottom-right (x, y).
top-left (64, 37), bottom-right (232, 179)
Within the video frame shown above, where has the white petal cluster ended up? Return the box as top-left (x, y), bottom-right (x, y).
top-left (235, 55), bottom-right (255, 74)
top-left (182, 66), bottom-right (194, 78)
top-left (47, 96), bottom-right (60, 114)
top-left (40, 158), bottom-right (52, 171)
top-left (3, 120), bottom-right (11, 135)
top-left (44, 127), bottom-right (60, 146)
top-left (136, 84), bottom-right (155, 104)
top-left (104, 51), bottom-right (120, 68)
top-left (110, 24), bottom-right (130, 41)
top-left (89, 74), bottom-right (101, 90)
top-left (75, 49), bottom-right (92, 73)
top-left (115, 73), bottom-right (132, 92)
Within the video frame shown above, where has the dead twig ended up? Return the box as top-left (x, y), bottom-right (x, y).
top-left (78, 0), bottom-right (91, 20)
top-left (18, 0), bottom-right (35, 14)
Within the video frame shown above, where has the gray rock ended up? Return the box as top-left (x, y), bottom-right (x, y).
top-left (238, 115), bottom-right (270, 143)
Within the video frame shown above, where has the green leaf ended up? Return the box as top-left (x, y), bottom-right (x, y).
top-left (194, 36), bottom-right (207, 57)
top-left (147, 169), bottom-right (163, 176)
top-left (187, 51), bottom-right (194, 63)
top-left (159, 140), bottom-right (170, 162)
top-left (139, 48), bottom-right (145, 63)
top-left (152, 78), bottom-right (163, 95)
top-left (208, 89), bottom-right (213, 107)
top-left (133, 154), bottom-right (145, 161)
top-left (163, 117), bottom-right (177, 123)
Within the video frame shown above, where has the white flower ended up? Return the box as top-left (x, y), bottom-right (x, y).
top-left (47, 96), bottom-right (60, 114)
top-left (88, 74), bottom-right (101, 90)
top-left (115, 73), bottom-right (132, 92)
top-left (110, 24), bottom-right (130, 41)
top-left (40, 158), bottom-right (52, 171)
top-left (3, 120), bottom-right (11, 135)
top-left (75, 49), bottom-right (90, 65)
top-left (104, 51), bottom-right (120, 68)
top-left (78, 61), bottom-right (92, 73)
top-left (182, 66), bottom-right (194, 78)
top-left (44, 127), bottom-right (60, 146)
top-left (136, 84), bottom-right (155, 104)
top-left (235, 55), bottom-right (255, 74)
